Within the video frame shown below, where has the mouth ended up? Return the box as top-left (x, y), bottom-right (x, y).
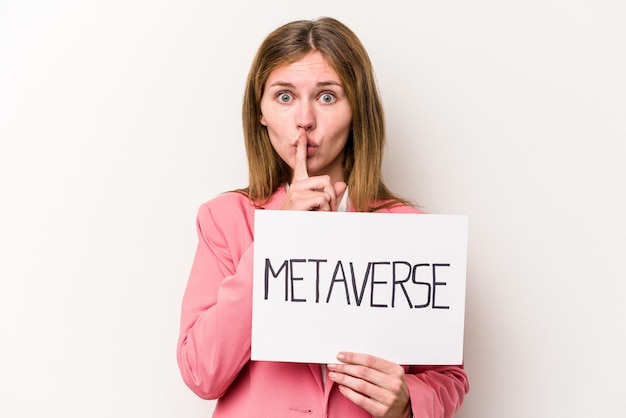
top-left (305, 143), bottom-right (317, 157)
top-left (292, 139), bottom-right (317, 156)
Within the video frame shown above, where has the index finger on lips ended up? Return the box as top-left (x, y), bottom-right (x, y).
top-left (292, 128), bottom-right (309, 182)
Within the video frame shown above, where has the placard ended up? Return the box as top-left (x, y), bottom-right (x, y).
top-left (251, 210), bottom-right (468, 365)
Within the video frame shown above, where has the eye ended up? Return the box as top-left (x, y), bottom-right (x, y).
top-left (319, 93), bottom-right (336, 104)
top-left (277, 92), bottom-right (292, 103)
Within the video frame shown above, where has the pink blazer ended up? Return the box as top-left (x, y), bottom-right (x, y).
top-left (177, 186), bottom-right (469, 417)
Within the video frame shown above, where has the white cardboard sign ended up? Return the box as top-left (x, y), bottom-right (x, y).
top-left (251, 210), bottom-right (468, 365)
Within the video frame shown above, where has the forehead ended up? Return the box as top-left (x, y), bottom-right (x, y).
top-left (266, 51), bottom-right (341, 84)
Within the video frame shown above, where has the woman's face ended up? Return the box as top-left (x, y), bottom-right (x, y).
top-left (260, 51), bottom-right (352, 183)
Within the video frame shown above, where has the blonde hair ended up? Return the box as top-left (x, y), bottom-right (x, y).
top-left (240, 17), bottom-right (410, 212)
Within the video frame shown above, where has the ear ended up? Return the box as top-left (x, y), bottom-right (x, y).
top-left (260, 113), bottom-right (267, 126)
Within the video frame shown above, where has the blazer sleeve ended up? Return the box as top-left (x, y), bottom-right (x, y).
top-left (405, 364), bottom-right (469, 417)
top-left (176, 202), bottom-right (254, 400)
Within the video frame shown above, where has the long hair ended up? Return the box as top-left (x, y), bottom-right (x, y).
top-left (241, 17), bottom-right (410, 212)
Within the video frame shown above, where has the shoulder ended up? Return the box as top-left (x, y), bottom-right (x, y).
top-left (196, 191), bottom-right (255, 234)
top-left (199, 190), bottom-right (252, 214)
top-left (372, 201), bottom-right (426, 214)
top-left (200, 190), bottom-right (251, 211)
top-left (197, 186), bottom-right (288, 222)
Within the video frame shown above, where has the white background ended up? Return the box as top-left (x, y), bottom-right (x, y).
top-left (1, 1), bottom-right (624, 417)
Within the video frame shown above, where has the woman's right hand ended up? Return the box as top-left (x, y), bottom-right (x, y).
top-left (281, 130), bottom-right (346, 211)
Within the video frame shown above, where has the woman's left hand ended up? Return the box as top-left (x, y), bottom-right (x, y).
top-left (327, 351), bottom-right (412, 418)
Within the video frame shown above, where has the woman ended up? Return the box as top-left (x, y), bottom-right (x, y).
top-left (177, 17), bottom-right (469, 418)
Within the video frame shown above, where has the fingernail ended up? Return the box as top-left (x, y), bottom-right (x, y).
top-left (337, 352), bottom-right (346, 361)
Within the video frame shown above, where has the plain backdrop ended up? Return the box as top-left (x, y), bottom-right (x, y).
top-left (1, 1), bottom-right (625, 417)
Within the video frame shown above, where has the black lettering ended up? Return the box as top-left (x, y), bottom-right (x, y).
top-left (350, 262), bottom-right (371, 306)
top-left (392, 261), bottom-right (413, 308)
top-left (432, 263), bottom-right (450, 309)
top-left (370, 262), bottom-right (390, 308)
top-left (308, 259), bottom-right (327, 303)
top-left (411, 263), bottom-right (431, 308)
top-left (264, 258), bottom-right (288, 300)
top-left (289, 259), bottom-right (306, 302)
top-left (326, 260), bottom-right (351, 305)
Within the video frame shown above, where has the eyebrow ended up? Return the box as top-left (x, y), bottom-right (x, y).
top-left (266, 81), bottom-right (344, 89)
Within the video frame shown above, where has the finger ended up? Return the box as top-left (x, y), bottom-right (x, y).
top-left (297, 194), bottom-right (332, 212)
top-left (291, 176), bottom-right (337, 212)
top-left (328, 360), bottom-right (387, 389)
top-left (332, 352), bottom-right (404, 388)
top-left (281, 184), bottom-right (332, 211)
top-left (337, 351), bottom-right (397, 374)
top-left (335, 382), bottom-right (388, 417)
top-left (337, 384), bottom-right (410, 418)
top-left (307, 178), bottom-right (338, 212)
top-left (328, 370), bottom-right (393, 417)
top-left (328, 366), bottom-right (382, 395)
top-left (292, 129), bottom-right (309, 182)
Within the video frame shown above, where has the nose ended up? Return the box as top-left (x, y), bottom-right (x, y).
top-left (296, 101), bottom-right (315, 130)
